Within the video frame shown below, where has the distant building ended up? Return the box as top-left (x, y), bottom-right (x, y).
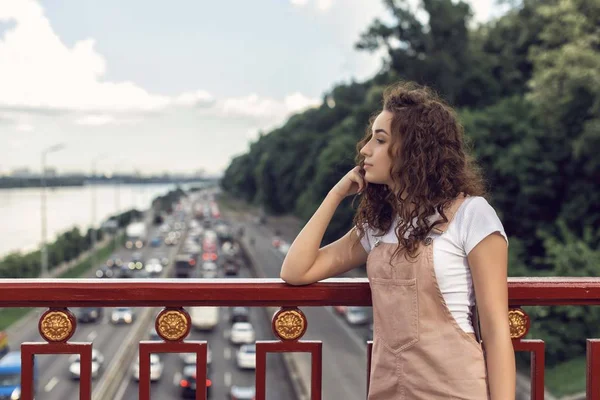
top-left (10, 167), bottom-right (33, 178)
top-left (44, 167), bottom-right (57, 177)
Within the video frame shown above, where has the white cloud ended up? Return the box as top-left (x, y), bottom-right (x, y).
top-left (245, 128), bottom-right (261, 141)
top-left (316, 0), bottom-right (334, 12)
top-left (15, 122), bottom-right (34, 132)
top-left (172, 90), bottom-right (214, 107)
top-left (290, 0), bottom-right (310, 6)
top-left (0, 0), bottom-right (212, 115)
top-left (74, 114), bottom-right (116, 126)
top-left (291, 0), bottom-right (501, 22)
top-left (8, 139), bottom-right (26, 149)
top-left (289, 0), bottom-right (333, 12)
top-left (0, 0), bottom-right (316, 136)
top-left (220, 92), bottom-right (321, 120)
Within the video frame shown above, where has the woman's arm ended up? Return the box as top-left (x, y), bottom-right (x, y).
top-left (280, 191), bottom-right (368, 285)
top-left (280, 167), bottom-right (369, 286)
top-left (468, 232), bottom-right (516, 400)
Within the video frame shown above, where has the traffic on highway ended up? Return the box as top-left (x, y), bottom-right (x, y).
top-left (2, 188), bottom-right (374, 399)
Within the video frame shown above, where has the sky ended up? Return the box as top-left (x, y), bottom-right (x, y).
top-left (0, 0), bottom-right (504, 176)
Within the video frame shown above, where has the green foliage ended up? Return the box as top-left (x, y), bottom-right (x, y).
top-left (0, 193), bottom-right (166, 278)
top-left (222, 0), bottom-right (600, 374)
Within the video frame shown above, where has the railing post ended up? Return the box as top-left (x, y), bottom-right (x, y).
top-left (256, 307), bottom-right (322, 400)
top-left (587, 340), bottom-right (600, 400)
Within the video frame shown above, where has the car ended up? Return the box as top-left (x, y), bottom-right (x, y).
top-left (69, 349), bottom-right (104, 379)
top-left (165, 233), bottom-right (179, 246)
top-left (201, 252), bottom-right (218, 262)
top-left (224, 262), bottom-right (239, 276)
top-left (145, 259), bottom-right (163, 276)
top-left (345, 306), bottom-right (371, 325)
top-left (179, 364), bottom-right (212, 399)
top-left (236, 344), bottom-right (256, 369)
top-left (74, 307), bottom-right (103, 323)
top-left (230, 322), bottom-right (255, 345)
top-left (159, 223), bottom-right (170, 234)
top-left (127, 260), bottom-right (144, 272)
top-left (111, 307), bottom-right (135, 324)
top-left (229, 385), bottom-right (256, 400)
top-left (201, 262), bottom-right (218, 278)
top-left (118, 264), bottom-right (134, 278)
top-left (105, 256), bottom-right (123, 268)
top-left (180, 345), bottom-right (212, 366)
top-left (153, 214), bottom-right (164, 225)
top-left (332, 305), bottom-right (347, 316)
top-left (132, 353), bottom-right (163, 382)
top-left (154, 254), bottom-right (170, 267)
top-left (271, 237), bottom-right (281, 248)
top-left (175, 254), bottom-right (197, 278)
top-left (230, 307), bottom-right (250, 324)
top-left (95, 266), bottom-right (114, 278)
top-left (150, 236), bottom-right (162, 247)
top-left (278, 242), bottom-right (291, 255)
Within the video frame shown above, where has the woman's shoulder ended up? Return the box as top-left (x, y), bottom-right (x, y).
top-left (459, 196), bottom-right (498, 218)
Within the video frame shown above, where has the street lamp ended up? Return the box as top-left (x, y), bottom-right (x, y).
top-left (111, 159), bottom-right (124, 250)
top-left (90, 154), bottom-right (108, 271)
top-left (40, 143), bottom-right (66, 278)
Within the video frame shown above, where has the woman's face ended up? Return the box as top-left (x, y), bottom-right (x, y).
top-left (360, 110), bottom-right (395, 186)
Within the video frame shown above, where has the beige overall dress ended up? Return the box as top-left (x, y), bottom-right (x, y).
top-left (367, 196), bottom-right (489, 399)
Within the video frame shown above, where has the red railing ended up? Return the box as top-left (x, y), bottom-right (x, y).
top-left (1, 277), bottom-right (600, 400)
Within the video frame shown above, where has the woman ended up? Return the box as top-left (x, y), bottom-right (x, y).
top-left (280, 82), bottom-right (516, 399)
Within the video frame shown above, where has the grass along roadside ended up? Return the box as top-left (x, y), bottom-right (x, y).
top-left (216, 191), bottom-right (255, 214)
top-left (545, 356), bottom-right (586, 397)
top-left (0, 235), bottom-right (122, 331)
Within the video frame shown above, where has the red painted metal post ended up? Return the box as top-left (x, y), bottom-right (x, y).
top-left (366, 341), bottom-right (373, 398)
top-left (139, 344), bottom-right (151, 400)
top-left (21, 342), bottom-right (92, 400)
top-left (256, 340), bottom-right (322, 400)
top-left (512, 339), bottom-right (545, 400)
top-left (139, 340), bottom-right (207, 400)
top-left (20, 347), bottom-right (34, 400)
top-left (587, 339), bottom-right (600, 400)
top-left (311, 342), bottom-right (322, 400)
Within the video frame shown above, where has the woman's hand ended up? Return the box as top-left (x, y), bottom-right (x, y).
top-left (330, 166), bottom-right (368, 199)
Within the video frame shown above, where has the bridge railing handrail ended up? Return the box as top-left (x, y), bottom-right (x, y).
top-left (1, 277), bottom-right (600, 307)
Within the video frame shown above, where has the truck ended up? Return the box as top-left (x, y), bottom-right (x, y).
top-left (190, 307), bottom-right (219, 331)
top-left (125, 222), bottom-right (147, 249)
top-left (0, 351), bottom-right (37, 399)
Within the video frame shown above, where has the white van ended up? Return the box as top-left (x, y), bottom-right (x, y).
top-left (190, 307), bottom-right (219, 331)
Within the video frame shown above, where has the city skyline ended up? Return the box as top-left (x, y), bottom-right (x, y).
top-left (0, 0), bottom-right (504, 176)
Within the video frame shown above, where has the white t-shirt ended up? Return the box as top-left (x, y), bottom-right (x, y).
top-left (359, 196), bottom-right (508, 333)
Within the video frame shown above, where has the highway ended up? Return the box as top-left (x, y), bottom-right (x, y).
top-left (7, 187), bottom-right (371, 399)
top-left (224, 201), bottom-right (373, 400)
top-left (6, 198), bottom-right (189, 400)
top-left (115, 267), bottom-right (294, 399)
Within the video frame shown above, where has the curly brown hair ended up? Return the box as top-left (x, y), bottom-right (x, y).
top-left (353, 81), bottom-right (487, 260)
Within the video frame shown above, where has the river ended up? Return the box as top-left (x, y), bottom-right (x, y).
top-left (0, 183), bottom-right (200, 257)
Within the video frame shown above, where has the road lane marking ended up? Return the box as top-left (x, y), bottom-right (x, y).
top-left (223, 329), bottom-right (230, 340)
top-left (44, 377), bottom-right (59, 392)
top-left (224, 348), bottom-right (231, 360)
top-left (87, 330), bottom-right (97, 341)
top-left (114, 373), bottom-right (130, 400)
top-left (224, 371), bottom-right (232, 386)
